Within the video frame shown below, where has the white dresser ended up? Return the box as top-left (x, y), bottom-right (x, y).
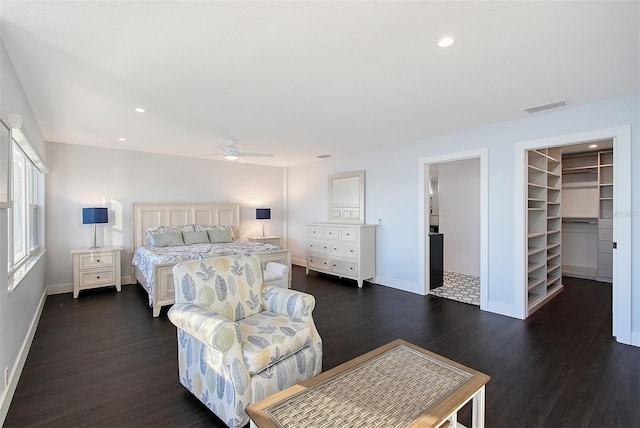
top-left (306, 223), bottom-right (376, 287)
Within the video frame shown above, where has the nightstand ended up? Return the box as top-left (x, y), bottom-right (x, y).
top-left (71, 247), bottom-right (122, 298)
top-left (248, 236), bottom-right (281, 246)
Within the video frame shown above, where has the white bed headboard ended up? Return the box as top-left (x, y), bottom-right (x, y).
top-left (132, 202), bottom-right (240, 251)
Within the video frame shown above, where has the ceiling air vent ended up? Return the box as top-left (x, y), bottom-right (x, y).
top-left (521, 99), bottom-right (568, 114)
top-left (316, 154), bottom-right (332, 159)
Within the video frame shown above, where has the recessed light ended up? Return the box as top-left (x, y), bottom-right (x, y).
top-left (589, 144), bottom-right (598, 149)
top-left (118, 137), bottom-right (126, 141)
top-left (134, 107), bottom-right (146, 113)
top-left (438, 37), bottom-right (454, 48)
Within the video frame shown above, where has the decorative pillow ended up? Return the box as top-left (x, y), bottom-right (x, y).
top-left (145, 225), bottom-right (194, 245)
top-left (150, 232), bottom-right (185, 248)
top-left (182, 231), bottom-right (210, 245)
top-left (207, 227), bottom-right (234, 243)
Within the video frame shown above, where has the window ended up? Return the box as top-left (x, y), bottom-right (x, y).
top-left (7, 139), bottom-right (43, 275)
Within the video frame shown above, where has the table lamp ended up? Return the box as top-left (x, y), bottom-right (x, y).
top-left (83, 207), bottom-right (108, 249)
top-left (256, 208), bottom-right (271, 237)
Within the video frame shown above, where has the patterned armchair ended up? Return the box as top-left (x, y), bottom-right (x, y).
top-left (168, 254), bottom-right (322, 428)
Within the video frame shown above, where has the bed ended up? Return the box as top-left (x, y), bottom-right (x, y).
top-left (131, 202), bottom-right (291, 317)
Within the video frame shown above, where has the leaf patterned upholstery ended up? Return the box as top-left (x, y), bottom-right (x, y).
top-left (168, 254), bottom-right (322, 428)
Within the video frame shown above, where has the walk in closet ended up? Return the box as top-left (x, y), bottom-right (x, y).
top-left (527, 142), bottom-right (614, 315)
top-left (561, 148), bottom-right (613, 282)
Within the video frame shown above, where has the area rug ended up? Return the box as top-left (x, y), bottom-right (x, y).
top-left (429, 271), bottom-right (480, 306)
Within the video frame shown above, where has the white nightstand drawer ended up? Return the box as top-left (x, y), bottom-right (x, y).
top-left (331, 259), bottom-right (358, 276)
top-left (79, 269), bottom-right (116, 287)
top-left (308, 240), bottom-right (330, 254)
top-left (331, 242), bottom-right (358, 259)
top-left (307, 255), bottom-right (330, 270)
top-left (78, 252), bottom-right (115, 269)
top-left (248, 236), bottom-right (281, 246)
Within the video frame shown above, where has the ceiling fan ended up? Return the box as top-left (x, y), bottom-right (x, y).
top-left (201, 139), bottom-right (274, 161)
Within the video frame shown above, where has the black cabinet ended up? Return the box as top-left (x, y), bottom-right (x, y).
top-left (429, 233), bottom-right (444, 289)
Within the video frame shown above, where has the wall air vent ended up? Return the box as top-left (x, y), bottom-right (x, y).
top-left (521, 99), bottom-right (568, 114)
top-left (316, 154), bottom-right (332, 159)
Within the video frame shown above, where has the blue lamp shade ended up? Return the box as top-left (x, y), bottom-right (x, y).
top-left (83, 207), bottom-right (108, 225)
top-left (256, 208), bottom-right (271, 220)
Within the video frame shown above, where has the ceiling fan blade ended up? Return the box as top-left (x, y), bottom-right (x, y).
top-left (237, 152), bottom-right (274, 157)
top-left (198, 153), bottom-right (225, 157)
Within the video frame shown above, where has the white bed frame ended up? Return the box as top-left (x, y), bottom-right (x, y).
top-left (131, 202), bottom-right (292, 317)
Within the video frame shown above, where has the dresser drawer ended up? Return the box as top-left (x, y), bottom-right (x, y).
top-left (331, 259), bottom-right (358, 276)
top-left (322, 227), bottom-right (340, 239)
top-left (78, 252), bottom-right (115, 269)
top-left (340, 227), bottom-right (358, 241)
top-left (598, 241), bottom-right (613, 254)
top-left (331, 242), bottom-right (358, 259)
top-left (79, 269), bottom-right (116, 288)
top-left (308, 226), bottom-right (322, 238)
top-left (308, 240), bottom-right (330, 254)
top-left (598, 227), bottom-right (613, 241)
top-left (307, 255), bottom-right (330, 270)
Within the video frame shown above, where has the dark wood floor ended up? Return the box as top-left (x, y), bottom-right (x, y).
top-left (5, 268), bottom-right (639, 427)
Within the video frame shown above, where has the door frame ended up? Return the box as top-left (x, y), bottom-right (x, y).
top-left (514, 125), bottom-right (632, 344)
top-left (418, 148), bottom-right (489, 309)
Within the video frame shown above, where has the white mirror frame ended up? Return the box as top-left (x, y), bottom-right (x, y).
top-left (328, 170), bottom-right (365, 224)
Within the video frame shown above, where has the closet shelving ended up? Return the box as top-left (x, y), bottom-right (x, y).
top-left (598, 151), bottom-right (614, 219)
top-left (598, 150), bottom-right (613, 282)
top-left (527, 148), bottom-right (563, 314)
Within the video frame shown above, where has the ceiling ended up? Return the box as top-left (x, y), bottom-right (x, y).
top-left (1, 1), bottom-right (638, 167)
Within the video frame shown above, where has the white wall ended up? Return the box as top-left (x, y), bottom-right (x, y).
top-left (438, 158), bottom-right (480, 277)
top-left (0, 40), bottom-right (48, 422)
top-left (45, 142), bottom-right (286, 289)
top-left (288, 93), bottom-right (639, 342)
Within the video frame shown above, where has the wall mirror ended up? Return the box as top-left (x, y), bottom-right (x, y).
top-left (328, 170), bottom-right (365, 224)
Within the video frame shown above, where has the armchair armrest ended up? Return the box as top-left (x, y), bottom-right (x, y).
top-left (265, 261), bottom-right (289, 277)
top-left (263, 262), bottom-right (290, 289)
top-left (262, 286), bottom-right (316, 322)
top-left (168, 303), bottom-right (241, 352)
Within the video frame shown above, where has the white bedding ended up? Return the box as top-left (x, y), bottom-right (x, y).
top-left (132, 241), bottom-right (282, 300)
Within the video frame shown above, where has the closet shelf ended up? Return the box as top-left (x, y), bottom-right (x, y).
top-left (528, 262), bottom-right (545, 273)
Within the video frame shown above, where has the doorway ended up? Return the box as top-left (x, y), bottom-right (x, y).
top-left (427, 159), bottom-right (481, 306)
top-left (515, 126), bottom-right (632, 344)
top-left (418, 148), bottom-right (489, 309)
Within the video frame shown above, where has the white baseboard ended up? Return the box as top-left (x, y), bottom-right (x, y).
top-left (375, 275), bottom-right (422, 295)
top-left (292, 258), bottom-right (306, 267)
top-left (485, 300), bottom-right (524, 320)
top-left (47, 282), bottom-right (73, 295)
top-left (0, 287), bottom-right (47, 424)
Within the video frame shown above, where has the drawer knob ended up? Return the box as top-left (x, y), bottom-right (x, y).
top-left (350, 250), bottom-right (354, 253)
top-left (350, 267), bottom-right (353, 270)
top-left (96, 259), bottom-right (100, 262)
top-left (96, 276), bottom-right (101, 279)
